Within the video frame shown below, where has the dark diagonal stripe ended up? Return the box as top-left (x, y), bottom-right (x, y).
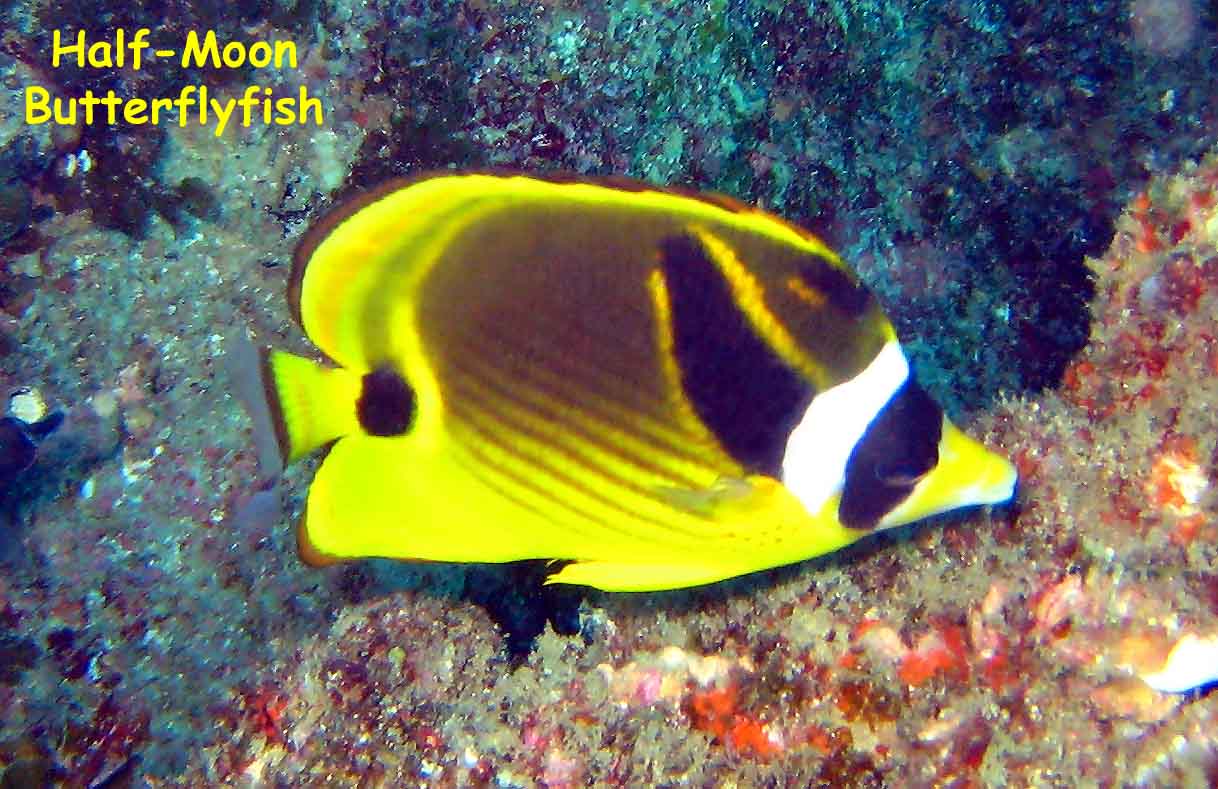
top-left (456, 363), bottom-right (704, 490)
top-left (444, 331), bottom-right (709, 489)
top-left (464, 315), bottom-right (651, 416)
top-left (510, 352), bottom-right (720, 468)
top-left (446, 398), bottom-right (683, 545)
top-left (445, 318), bottom-right (727, 473)
top-left (445, 423), bottom-right (600, 541)
top-left (444, 369), bottom-right (706, 542)
top-left (445, 373), bottom-right (692, 537)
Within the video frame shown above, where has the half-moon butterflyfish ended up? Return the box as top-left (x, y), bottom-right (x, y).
top-left (245, 173), bottom-right (1017, 592)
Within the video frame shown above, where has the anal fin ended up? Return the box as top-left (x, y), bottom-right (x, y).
top-left (545, 559), bottom-right (743, 592)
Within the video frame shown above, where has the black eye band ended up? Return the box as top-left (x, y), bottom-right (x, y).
top-left (838, 378), bottom-right (942, 530)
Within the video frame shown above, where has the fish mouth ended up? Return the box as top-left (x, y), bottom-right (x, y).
top-left (876, 417), bottom-right (1018, 530)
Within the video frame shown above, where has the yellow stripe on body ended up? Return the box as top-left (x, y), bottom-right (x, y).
top-left (299, 173), bottom-right (851, 365)
top-left (298, 181), bottom-right (515, 459)
top-left (391, 187), bottom-right (772, 558)
top-left (785, 274), bottom-right (828, 308)
top-left (423, 271), bottom-right (773, 560)
top-left (442, 413), bottom-right (617, 546)
top-left (297, 174), bottom-right (862, 440)
top-left (644, 267), bottom-right (744, 466)
top-left (298, 179), bottom-right (470, 367)
top-left (493, 176), bottom-right (842, 260)
top-left (444, 396), bottom-right (683, 552)
top-left (685, 225), bottom-right (833, 391)
top-left (488, 331), bottom-right (730, 475)
top-left (443, 345), bottom-right (710, 492)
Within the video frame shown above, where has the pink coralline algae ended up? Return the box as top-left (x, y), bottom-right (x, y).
top-left (1053, 152), bottom-right (1218, 549)
top-left (978, 147), bottom-right (1218, 776)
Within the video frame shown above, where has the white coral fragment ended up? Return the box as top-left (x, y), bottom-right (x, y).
top-left (1140, 633), bottom-right (1218, 693)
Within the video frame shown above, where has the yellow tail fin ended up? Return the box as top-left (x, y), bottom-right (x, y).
top-left (262, 350), bottom-right (363, 465)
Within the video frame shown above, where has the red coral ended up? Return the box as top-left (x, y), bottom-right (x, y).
top-left (1131, 191), bottom-right (1162, 253)
top-left (687, 682), bottom-right (781, 758)
top-left (242, 687), bottom-right (288, 745)
top-left (805, 723), bottom-right (853, 755)
top-left (897, 624), bottom-right (969, 686)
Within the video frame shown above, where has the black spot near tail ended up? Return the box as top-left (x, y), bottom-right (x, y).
top-left (658, 234), bottom-right (813, 476)
top-left (357, 367), bottom-right (415, 436)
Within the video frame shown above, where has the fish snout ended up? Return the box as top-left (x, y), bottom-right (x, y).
top-left (876, 417), bottom-right (1017, 530)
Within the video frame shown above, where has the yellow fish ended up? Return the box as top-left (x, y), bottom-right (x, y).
top-left (249, 173), bottom-right (1016, 591)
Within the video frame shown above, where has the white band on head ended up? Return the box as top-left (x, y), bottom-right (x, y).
top-left (781, 340), bottom-right (910, 517)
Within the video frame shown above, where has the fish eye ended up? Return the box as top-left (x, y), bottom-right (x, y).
top-left (875, 460), bottom-right (927, 487)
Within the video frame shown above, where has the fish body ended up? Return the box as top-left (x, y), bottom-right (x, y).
top-left (254, 173), bottom-right (1016, 591)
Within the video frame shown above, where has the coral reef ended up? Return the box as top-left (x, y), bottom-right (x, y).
top-left (160, 145), bottom-right (1218, 786)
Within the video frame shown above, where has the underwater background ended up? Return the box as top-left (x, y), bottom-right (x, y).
top-left (0, 0), bottom-right (1216, 785)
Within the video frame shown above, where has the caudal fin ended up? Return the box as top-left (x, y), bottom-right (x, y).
top-left (262, 350), bottom-right (363, 465)
top-left (226, 331), bottom-right (362, 471)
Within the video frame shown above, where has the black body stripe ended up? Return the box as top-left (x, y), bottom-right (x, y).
top-left (838, 378), bottom-right (942, 530)
top-left (658, 234), bottom-right (814, 477)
